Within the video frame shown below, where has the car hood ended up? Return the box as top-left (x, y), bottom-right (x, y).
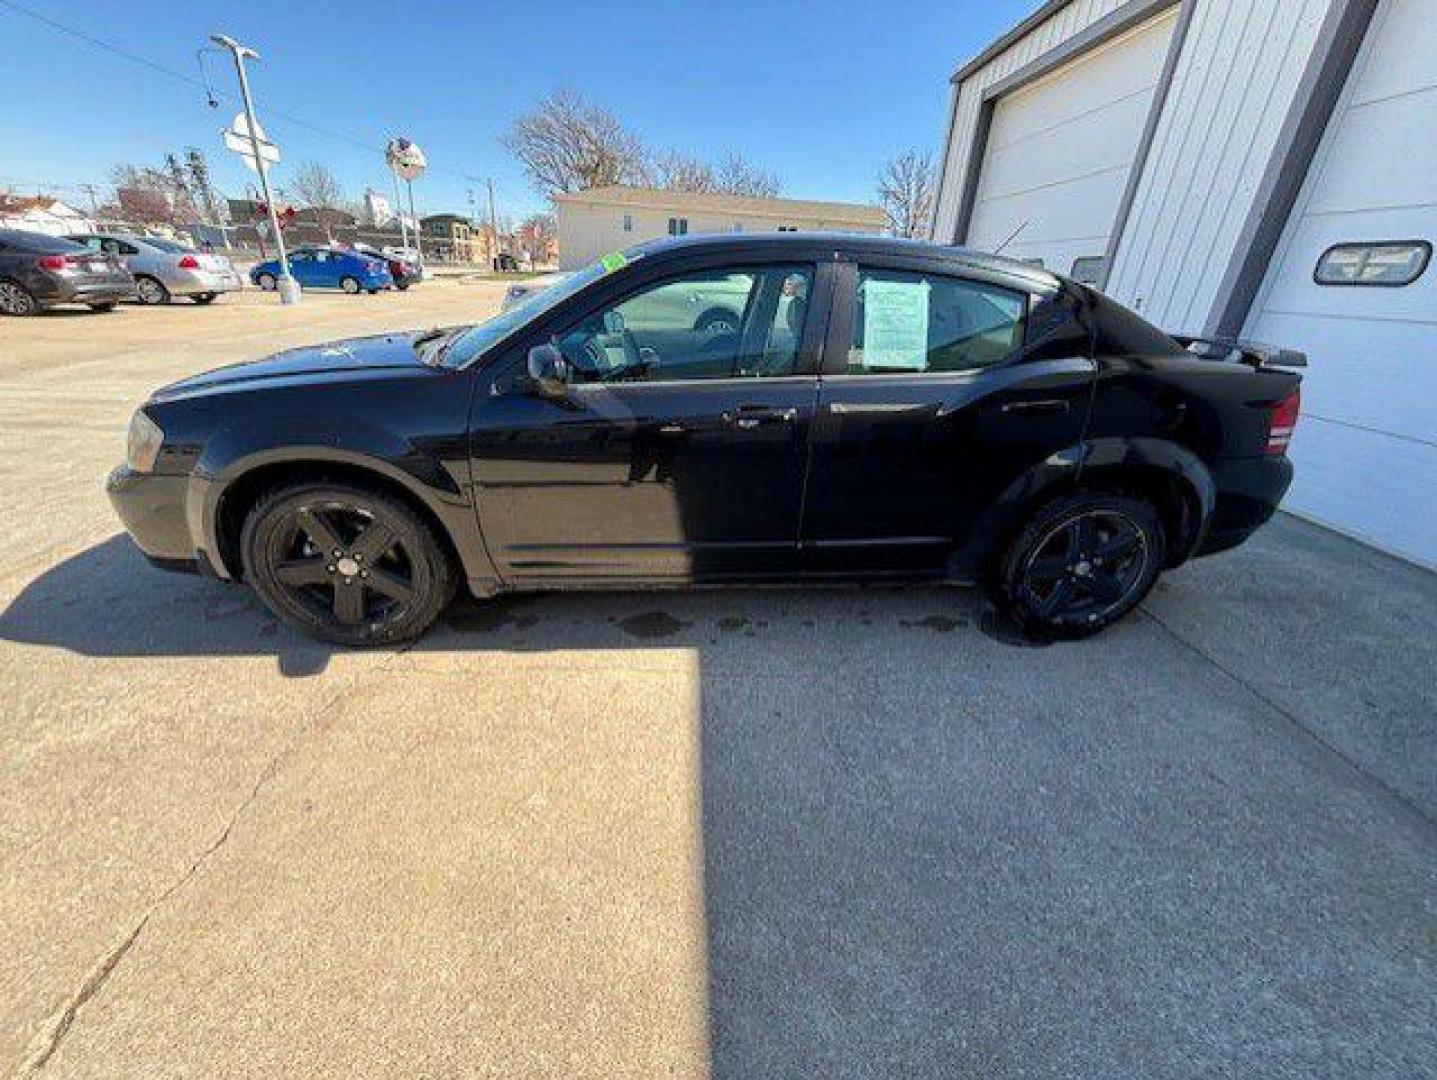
top-left (151, 331), bottom-right (437, 401)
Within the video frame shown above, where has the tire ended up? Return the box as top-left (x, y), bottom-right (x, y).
top-left (191, 292), bottom-right (218, 304)
top-left (256, 272), bottom-right (277, 292)
top-left (340, 276), bottom-right (361, 295)
top-left (241, 481), bottom-right (458, 646)
top-left (997, 492), bottom-right (1164, 641)
top-left (88, 302), bottom-right (118, 313)
top-left (0, 279), bottom-right (39, 316)
top-left (694, 307), bottom-right (740, 337)
top-left (395, 281), bottom-right (410, 291)
top-left (135, 275), bottom-right (170, 305)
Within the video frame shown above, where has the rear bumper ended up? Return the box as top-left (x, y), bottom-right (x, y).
top-left (167, 267), bottom-right (243, 295)
top-left (35, 274), bottom-right (135, 305)
top-left (1195, 455), bottom-right (1294, 556)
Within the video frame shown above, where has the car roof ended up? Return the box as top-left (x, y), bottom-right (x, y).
top-left (0, 228), bottom-right (85, 251)
top-left (625, 231), bottom-right (1062, 289)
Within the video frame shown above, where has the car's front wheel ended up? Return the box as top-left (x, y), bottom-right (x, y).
top-left (241, 481), bottom-right (458, 646)
top-left (997, 492), bottom-right (1164, 640)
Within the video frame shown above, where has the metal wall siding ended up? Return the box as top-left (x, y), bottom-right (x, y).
top-left (1103, 0), bottom-right (1333, 331)
top-left (932, 0), bottom-right (1131, 242)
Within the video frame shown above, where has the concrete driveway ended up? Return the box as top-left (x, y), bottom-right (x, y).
top-left (1, 284), bottom-right (1434, 1078)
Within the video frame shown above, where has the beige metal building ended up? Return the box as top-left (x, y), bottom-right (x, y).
top-left (553, 186), bottom-right (886, 270)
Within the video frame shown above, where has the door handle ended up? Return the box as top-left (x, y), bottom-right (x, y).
top-left (1001, 399), bottom-right (1069, 416)
top-left (722, 406), bottom-right (798, 430)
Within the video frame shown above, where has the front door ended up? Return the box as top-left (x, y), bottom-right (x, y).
top-left (469, 260), bottom-right (825, 584)
top-left (801, 259), bottom-right (1094, 577)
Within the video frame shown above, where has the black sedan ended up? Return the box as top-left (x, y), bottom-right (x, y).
top-left (107, 233), bottom-right (1303, 644)
top-left (0, 228), bottom-right (135, 315)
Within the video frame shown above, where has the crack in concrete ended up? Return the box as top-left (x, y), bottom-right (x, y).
top-left (1140, 605), bottom-right (1437, 838)
top-left (15, 648), bottom-right (417, 1075)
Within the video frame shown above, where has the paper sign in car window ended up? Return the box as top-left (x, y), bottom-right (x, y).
top-left (863, 278), bottom-right (930, 370)
top-left (599, 251), bottom-right (628, 273)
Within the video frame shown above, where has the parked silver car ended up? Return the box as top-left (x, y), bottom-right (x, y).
top-left (66, 233), bottom-right (243, 305)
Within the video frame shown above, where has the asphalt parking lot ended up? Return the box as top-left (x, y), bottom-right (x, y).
top-left (1, 284), bottom-right (1434, 1079)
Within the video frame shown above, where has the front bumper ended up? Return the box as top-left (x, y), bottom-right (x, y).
top-left (1196, 455), bottom-right (1294, 556)
top-left (106, 466), bottom-right (202, 569)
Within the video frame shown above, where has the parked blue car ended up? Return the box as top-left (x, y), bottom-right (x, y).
top-left (250, 246), bottom-right (393, 294)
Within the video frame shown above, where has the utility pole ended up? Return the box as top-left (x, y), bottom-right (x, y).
top-left (390, 168), bottom-right (411, 259)
top-left (210, 33), bottom-right (299, 304)
top-left (486, 178), bottom-right (500, 271)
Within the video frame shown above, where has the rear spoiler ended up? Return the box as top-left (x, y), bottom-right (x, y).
top-left (1173, 335), bottom-right (1307, 369)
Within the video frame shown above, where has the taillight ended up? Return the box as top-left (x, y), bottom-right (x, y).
top-left (177, 255), bottom-right (200, 269)
top-left (1266, 388), bottom-right (1300, 455)
top-left (38, 254), bottom-right (66, 270)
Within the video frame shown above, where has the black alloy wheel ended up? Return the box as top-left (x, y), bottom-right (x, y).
top-left (241, 482), bottom-right (457, 645)
top-left (0, 280), bottom-right (38, 316)
top-left (1000, 493), bottom-right (1164, 640)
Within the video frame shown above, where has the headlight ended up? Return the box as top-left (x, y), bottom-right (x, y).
top-left (125, 409), bottom-right (165, 472)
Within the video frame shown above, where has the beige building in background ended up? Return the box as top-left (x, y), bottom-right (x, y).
top-left (554, 185), bottom-right (886, 269)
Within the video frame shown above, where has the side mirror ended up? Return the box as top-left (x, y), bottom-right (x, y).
top-left (526, 343), bottom-right (570, 399)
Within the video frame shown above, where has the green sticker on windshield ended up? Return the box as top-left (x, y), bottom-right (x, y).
top-left (599, 251), bottom-right (628, 272)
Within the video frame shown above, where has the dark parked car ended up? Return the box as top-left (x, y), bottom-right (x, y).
top-left (354, 244), bottom-right (421, 290)
top-left (0, 229), bottom-right (135, 315)
top-left (108, 233), bottom-right (1303, 645)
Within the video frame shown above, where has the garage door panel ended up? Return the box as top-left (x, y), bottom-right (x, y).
top-left (1308, 90), bottom-right (1437, 215)
top-left (977, 91), bottom-right (1159, 200)
top-left (991, 12), bottom-right (1177, 145)
top-left (969, 167), bottom-right (1136, 250)
top-left (1247, 311), bottom-right (1437, 444)
top-left (1284, 419), bottom-right (1437, 570)
top-left (1258, 207), bottom-right (1437, 319)
top-left (966, 10), bottom-right (1176, 268)
top-left (1343, 0), bottom-right (1437, 105)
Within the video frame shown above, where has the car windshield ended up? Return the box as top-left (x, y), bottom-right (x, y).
top-left (435, 258), bottom-right (624, 369)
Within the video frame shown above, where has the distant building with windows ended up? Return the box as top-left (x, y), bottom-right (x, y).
top-left (553, 186), bottom-right (885, 270)
top-left (420, 213), bottom-right (477, 261)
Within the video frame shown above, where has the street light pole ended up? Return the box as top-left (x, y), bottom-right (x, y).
top-left (210, 33), bottom-right (300, 305)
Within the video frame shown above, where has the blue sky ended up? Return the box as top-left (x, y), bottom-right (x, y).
top-left (0, 0), bottom-right (1038, 222)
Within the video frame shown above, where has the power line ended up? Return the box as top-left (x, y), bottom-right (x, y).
top-left (0, 0), bottom-right (487, 186)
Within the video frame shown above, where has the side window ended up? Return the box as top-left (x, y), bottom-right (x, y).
top-left (555, 264), bottom-right (813, 383)
top-left (847, 268), bottom-right (1027, 374)
top-left (622, 214), bottom-right (633, 232)
top-left (667, 217), bottom-right (688, 236)
top-left (117, 241), bottom-right (140, 256)
top-left (1314, 240), bottom-right (1430, 286)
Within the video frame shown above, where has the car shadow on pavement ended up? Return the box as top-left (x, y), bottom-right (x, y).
top-left (0, 534), bottom-right (1039, 679)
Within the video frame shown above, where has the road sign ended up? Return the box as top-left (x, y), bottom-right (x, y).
top-left (222, 112), bottom-right (280, 173)
top-left (386, 137), bottom-right (426, 181)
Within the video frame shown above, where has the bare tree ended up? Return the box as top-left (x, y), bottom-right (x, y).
top-left (289, 162), bottom-right (346, 241)
top-left (184, 147), bottom-right (222, 225)
top-left (713, 151), bottom-right (781, 198)
top-left (647, 150), bottom-right (716, 193)
top-left (876, 149), bottom-right (936, 238)
top-left (502, 90), bottom-right (648, 199)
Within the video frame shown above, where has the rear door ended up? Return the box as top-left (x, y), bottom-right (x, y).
top-left (468, 256), bottom-right (830, 584)
top-left (801, 257), bottom-right (1094, 577)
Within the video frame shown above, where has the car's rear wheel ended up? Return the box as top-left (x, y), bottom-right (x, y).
top-left (240, 481), bottom-right (458, 646)
top-left (256, 272), bottom-right (277, 291)
top-left (135, 275), bottom-right (170, 305)
top-left (998, 492), bottom-right (1164, 640)
top-left (0, 280), bottom-right (38, 316)
top-left (340, 276), bottom-right (361, 295)
top-left (192, 292), bottom-right (218, 304)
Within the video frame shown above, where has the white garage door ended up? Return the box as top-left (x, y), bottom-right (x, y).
top-left (1244, 0), bottom-right (1437, 569)
top-left (966, 8), bottom-right (1178, 278)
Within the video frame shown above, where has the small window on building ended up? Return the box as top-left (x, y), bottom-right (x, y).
top-left (667, 217), bottom-right (688, 236)
top-left (623, 214), bottom-right (633, 232)
top-left (1315, 240), bottom-right (1431, 287)
top-left (1070, 256), bottom-right (1107, 286)
top-left (777, 225), bottom-right (797, 232)
top-left (732, 223), bottom-right (743, 232)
